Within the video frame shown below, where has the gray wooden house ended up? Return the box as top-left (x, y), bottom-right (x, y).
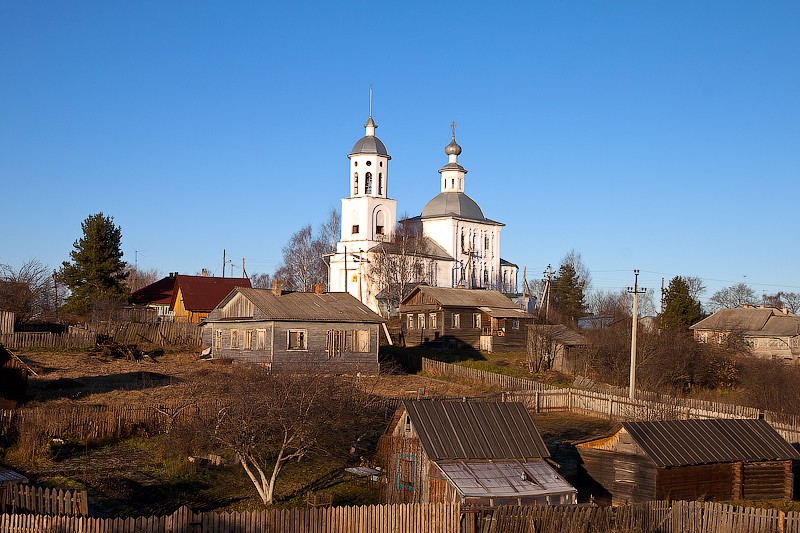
top-left (379, 400), bottom-right (577, 507)
top-left (201, 285), bottom-right (384, 374)
top-left (399, 286), bottom-right (534, 352)
top-left (576, 419), bottom-right (800, 504)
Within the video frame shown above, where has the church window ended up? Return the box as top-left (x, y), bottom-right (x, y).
top-left (354, 161), bottom-right (358, 166)
top-left (484, 269), bottom-right (489, 284)
top-left (365, 173), bottom-right (373, 194)
top-left (378, 174), bottom-right (383, 194)
top-left (460, 230), bottom-right (465, 251)
top-left (375, 211), bottom-right (385, 235)
top-left (451, 178), bottom-right (455, 188)
top-left (353, 173), bottom-right (359, 195)
top-left (379, 161), bottom-right (383, 167)
top-left (366, 160), bottom-right (372, 166)
top-left (484, 236), bottom-right (489, 250)
top-left (352, 225), bottom-right (359, 234)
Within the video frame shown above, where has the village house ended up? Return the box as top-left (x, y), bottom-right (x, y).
top-left (576, 419), bottom-right (800, 504)
top-left (399, 286), bottom-right (534, 352)
top-left (379, 400), bottom-right (577, 506)
top-left (690, 306), bottom-right (800, 361)
top-left (527, 324), bottom-right (589, 373)
top-left (200, 284), bottom-right (384, 374)
top-left (130, 273), bottom-right (179, 320)
top-left (170, 274), bottom-right (252, 324)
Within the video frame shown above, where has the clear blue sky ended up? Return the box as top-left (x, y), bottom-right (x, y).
top-left (1, 1), bottom-right (798, 309)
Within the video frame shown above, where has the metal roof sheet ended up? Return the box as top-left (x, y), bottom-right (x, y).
top-left (130, 275), bottom-right (176, 306)
top-left (622, 419), bottom-right (800, 467)
top-left (174, 275), bottom-right (252, 312)
top-left (350, 135), bottom-right (389, 156)
top-left (421, 192), bottom-right (485, 221)
top-left (0, 467), bottom-right (27, 485)
top-left (402, 286), bottom-right (531, 314)
top-left (691, 308), bottom-right (786, 332)
top-left (221, 288), bottom-right (384, 323)
top-left (402, 400), bottom-right (550, 461)
top-left (436, 460), bottom-right (575, 498)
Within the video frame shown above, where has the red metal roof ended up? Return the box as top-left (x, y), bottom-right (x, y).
top-left (130, 275), bottom-right (177, 306)
top-left (174, 275), bottom-right (252, 312)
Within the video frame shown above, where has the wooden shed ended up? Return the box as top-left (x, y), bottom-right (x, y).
top-left (201, 286), bottom-right (384, 374)
top-left (0, 345), bottom-right (34, 405)
top-left (170, 275), bottom-right (252, 323)
top-left (379, 400), bottom-right (577, 507)
top-left (399, 286), bottom-right (534, 352)
top-left (576, 419), bottom-right (800, 504)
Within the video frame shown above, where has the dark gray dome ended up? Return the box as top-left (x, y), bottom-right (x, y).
top-left (351, 135), bottom-right (388, 156)
top-left (445, 137), bottom-right (462, 156)
top-left (421, 192), bottom-right (485, 220)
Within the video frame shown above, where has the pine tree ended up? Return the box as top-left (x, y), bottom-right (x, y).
top-left (59, 212), bottom-right (129, 314)
top-left (551, 262), bottom-right (586, 322)
top-left (661, 276), bottom-right (703, 330)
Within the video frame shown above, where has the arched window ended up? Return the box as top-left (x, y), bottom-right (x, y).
top-left (460, 229), bottom-right (465, 251)
top-left (353, 173), bottom-right (359, 195)
top-left (375, 210), bottom-right (385, 235)
top-left (378, 173), bottom-right (383, 195)
top-left (365, 172), bottom-right (372, 194)
top-left (484, 268), bottom-right (489, 284)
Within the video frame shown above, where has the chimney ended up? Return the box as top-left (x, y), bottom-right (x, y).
top-left (272, 279), bottom-right (281, 296)
top-left (782, 307), bottom-right (789, 315)
top-left (315, 283), bottom-right (323, 294)
top-left (201, 268), bottom-right (209, 277)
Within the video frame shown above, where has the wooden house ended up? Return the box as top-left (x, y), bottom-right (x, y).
top-left (399, 286), bottom-right (534, 352)
top-left (690, 306), bottom-right (800, 362)
top-left (576, 419), bottom-right (800, 504)
top-left (380, 400), bottom-right (577, 507)
top-left (170, 275), bottom-right (252, 323)
top-left (0, 345), bottom-right (34, 406)
top-left (201, 285), bottom-right (384, 374)
top-left (527, 324), bottom-right (589, 373)
top-left (130, 273), bottom-right (178, 320)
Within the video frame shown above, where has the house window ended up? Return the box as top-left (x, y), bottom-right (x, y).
top-left (698, 332), bottom-right (708, 343)
top-left (352, 224), bottom-right (359, 234)
top-left (718, 332), bottom-right (729, 344)
top-left (215, 330), bottom-right (222, 349)
top-left (473, 313), bottom-right (481, 329)
top-left (396, 453), bottom-right (417, 491)
top-left (407, 314), bottom-right (414, 330)
top-left (244, 330), bottom-right (252, 350)
top-left (288, 330), bottom-right (307, 350)
top-left (429, 313), bottom-right (437, 329)
top-left (404, 415), bottom-right (412, 433)
top-left (451, 313), bottom-right (460, 329)
top-left (512, 319), bottom-right (520, 330)
top-left (354, 330), bottom-right (370, 352)
top-left (256, 329), bottom-right (266, 350)
top-left (230, 330), bottom-right (240, 349)
top-left (365, 172), bottom-right (373, 194)
top-left (326, 330), bottom-right (347, 357)
top-left (418, 314), bottom-right (425, 329)
top-left (353, 173), bottom-right (358, 195)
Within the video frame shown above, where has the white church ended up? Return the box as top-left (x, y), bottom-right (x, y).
top-left (328, 114), bottom-right (518, 315)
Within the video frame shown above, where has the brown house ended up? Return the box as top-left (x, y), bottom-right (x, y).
top-left (576, 419), bottom-right (800, 504)
top-left (201, 286), bottom-right (384, 374)
top-left (690, 306), bottom-right (800, 362)
top-left (380, 400), bottom-right (577, 507)
top-left (170, 275), bottom-right (252, 323)
top-left (399, 286), bottom-right (534, 352)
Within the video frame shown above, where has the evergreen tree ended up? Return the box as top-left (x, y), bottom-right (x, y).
top-left (661, 276), bottom-right (702, 330)
top-left (59, 212), bottom-right (129, 314)
top-left (551, 262), bottom-right (586, 322)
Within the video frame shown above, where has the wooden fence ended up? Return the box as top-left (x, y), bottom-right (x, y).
top-left (0, 484), bottom-right (88, 517)
top-left (1, 500), bottom-right (798, 533)
top-left (0, 502), bottom-right (460, 533)
top-left (421, 358), bottom-right (800, 445)
top-left (0, 322), bottom-right (201, 350)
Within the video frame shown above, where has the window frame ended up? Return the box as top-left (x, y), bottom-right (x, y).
top-left (287, 329), bottom-right (308, 351)
top-left (473, 313), bottom-right (482, 329)
top-left (451, 313), bottom-right (460, 329)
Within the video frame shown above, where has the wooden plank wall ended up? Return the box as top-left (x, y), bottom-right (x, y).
top-left (0, 322), bottom-right (201, 349)
top-left (421, 358), bottom-right (800, 445)
top-left (0, 484), bottom-right (88, 516)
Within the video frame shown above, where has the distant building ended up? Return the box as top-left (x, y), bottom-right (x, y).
top-left (201, 284), bottom-right (383, 374)
top-left (576, 419), bottom-right (800, 504)
top-left (690, 306), bottom-right (800, 361)
top-left (380, 400), bottom-right (577, 506)
top-left (170, 274), bottom-right (252, 323)
top-left (130, 273), bottom-right (178, 319)
top-left (527, 324), bottom-right (589, 373)
top-left (399, 286), bottom-right (534, 352)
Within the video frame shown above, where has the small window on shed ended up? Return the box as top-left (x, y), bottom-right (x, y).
top-left (326, 330), bottom-right (346, 357)
top-left (404, 415), bottom-right (411, 433)
top-left (288, 330), bottom-right (307, 350)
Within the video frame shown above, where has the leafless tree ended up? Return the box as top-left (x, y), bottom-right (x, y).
top-left (526, 326), bottom-right (561, 373)
top-left (779, 292), bottom-right (800, 314)
top-left (684, 276), bottom-right (707, 302)
top-left (318, 207), bottom-right (341, 255)
top-left (274, 225), bottom-right (328, 292)
top-left (0, 259), bottom-right (55, 322)
top-left (560, 249), bottom-right (591, 292)
top-left (123, 266), bottom-right (160, 293)
top-left (708, 283), bottom-right (758, 312)
top-left (249, 272), bottom-right (272, 289)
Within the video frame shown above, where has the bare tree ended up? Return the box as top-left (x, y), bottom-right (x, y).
top-left (708, 283), bottom-right (758, 312)
top-left (560, 249), bottom-right (591, 292)
top-left (249, 272), bottom-right (272, 289)
top-left (274, 225), bottom-right (328, 292)
top-left (526, 326), bottom-right (560, 373)
top-left (123, 266), bottom-right (160, 293)
top-left (318, 207), bottom-right (341, 255)
top-left (684, 276), bottom-right (707, 302)
top-left (0, 260), bottom-right (55, 322)
top-left (779, 292), bottom-right (800, 314)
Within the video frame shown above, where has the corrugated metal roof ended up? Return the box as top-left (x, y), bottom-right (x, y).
top-left (223, 288), bottom-right (384, 323)
top-left (0, 467), bottom-right (27, 485)
top-left (130, 275), bottom-right (176, 306)
top-left (403, 400), bottom-right (550, 461)
top-left (175, 275), bottom-right (252, 312)
top-left (622, 419), bottom-right (800, 467)
top-left (760, 316), bottom-right (800, 336)
top-left (368, 237), bottom-right (454, 261)
top-left (528, 324), bottom-right (589, 346)
top-left (403, 286), bottom-right (531, 315)
top-left (691, 308), bottom-right (783, 332)
top-left (436, 460), bottom-right (575, 498)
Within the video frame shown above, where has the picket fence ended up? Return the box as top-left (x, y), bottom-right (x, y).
top-left (421, 358), bottom-right (800, 445)
top-left (2, 500), bottom-right (799, 533)
top-left (0, 484), bottom-right (88, 517)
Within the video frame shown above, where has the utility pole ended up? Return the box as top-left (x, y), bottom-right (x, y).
top-left (660, 277), bottom-right (666, 314)
top-left (222, 249), bottom-right (226, 278)
top-left (628, 269), bottom-right (646, 400)
top-left (53, 270), bottom-right (58, 309)
top-left (540, 264), bottom-right (553, 322)
top-left (242, 258), bottom-right (247, 279)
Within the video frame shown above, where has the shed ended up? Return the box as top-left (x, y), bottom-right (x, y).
top-left (576, 419), bottom-right (800, 503)
top-left (399, 286), bottom-right (534, 352)
top-left (380, 400), bottom-right (577, 507)
top-left (0, 345), bottom-right (35, 403)
top-left (527, 324), bottom-right (589, 373)
top-left (201, 286), bottom-right (384, 374)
